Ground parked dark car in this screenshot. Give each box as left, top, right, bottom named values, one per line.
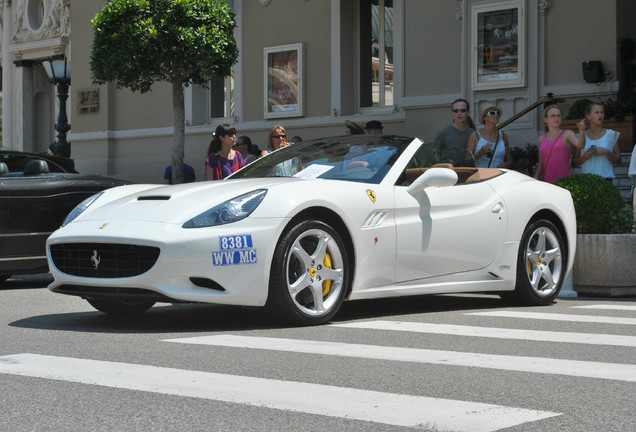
left=0, top=149, right=129, bottom=282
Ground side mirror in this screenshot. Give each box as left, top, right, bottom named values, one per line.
left=406, top=167, right=458, bottom=195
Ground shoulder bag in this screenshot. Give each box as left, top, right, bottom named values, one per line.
left=488, top=131, right=502, bottom=168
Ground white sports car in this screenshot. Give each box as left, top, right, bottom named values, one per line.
left=47, top=135, right=576, bottom=325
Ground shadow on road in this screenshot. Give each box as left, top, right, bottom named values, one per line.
left=333, top=293, right=506, bottom=322
left=1, top=273, right=54, bottom=290
left=9, top=293, right=508, bottom=334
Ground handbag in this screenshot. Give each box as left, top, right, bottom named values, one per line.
left=488, top=131, right=502, bottom=168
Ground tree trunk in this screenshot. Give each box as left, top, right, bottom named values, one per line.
left=171, top=81, right=186, bottom=184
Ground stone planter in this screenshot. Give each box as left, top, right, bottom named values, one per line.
left=573, top=233, right=636, bottom=297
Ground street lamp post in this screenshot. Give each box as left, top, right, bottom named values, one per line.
left=42, top=55, right=71, bottom=158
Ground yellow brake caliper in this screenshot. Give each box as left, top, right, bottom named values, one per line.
left=527, top=255, right=541, bottom=277
left=322, top=252, right=333, bottom=297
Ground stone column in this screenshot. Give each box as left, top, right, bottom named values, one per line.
left=13, top=59, right=33, bottom=151
left=2, top=0, right=14, bottom=148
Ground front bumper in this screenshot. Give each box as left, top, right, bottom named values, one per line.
left=46, top=217, right=287, bottom=306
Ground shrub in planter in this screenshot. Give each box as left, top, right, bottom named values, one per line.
left=566, top=98, right=594, bottom=120
left=556, top=173, right=634, bottom=234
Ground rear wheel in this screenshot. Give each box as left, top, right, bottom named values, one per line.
left=503, top=219, right=565, bottom=305
left=266, top=219, right=350, bottom=325
left=87, top=299, right=155, bottom=317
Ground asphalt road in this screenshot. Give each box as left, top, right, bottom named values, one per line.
left=1, top=274, right=635, bottom=432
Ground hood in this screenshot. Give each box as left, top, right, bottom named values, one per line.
left=74, top=178, right=301, bottom=224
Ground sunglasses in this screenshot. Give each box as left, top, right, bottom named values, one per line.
left=485, top=110, right=500, bottom=117
left=272, top=134, right=287, bottom=139
left=452, top=109, right=467, bottom=113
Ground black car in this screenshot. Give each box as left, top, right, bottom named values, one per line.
left=0, top=149, right=129, bottom=281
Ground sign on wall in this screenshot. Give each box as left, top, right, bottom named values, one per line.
left=471, top=0, right=525, bottom=90
left=264, top=43, right=303, bottom=119
left=78, top=89, right=99, bottom=114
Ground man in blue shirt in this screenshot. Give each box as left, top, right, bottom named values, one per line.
left=164, top=160, right=196, bottom=184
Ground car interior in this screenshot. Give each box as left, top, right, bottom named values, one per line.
left=0, top=159, right=51, bottom=177
left=23, top=160, right=51, bottom=175
left=405, top=163, right=504, bottom=185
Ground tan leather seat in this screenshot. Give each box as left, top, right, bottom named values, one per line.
left=431, top=163, right=454, bottom=169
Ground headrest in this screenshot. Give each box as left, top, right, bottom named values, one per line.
left=0, top=162, right=8, bottom=175
left=23, top=159, right=50, bottom=175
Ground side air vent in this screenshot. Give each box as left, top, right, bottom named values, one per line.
left=362, top=210, right=390, bottom=228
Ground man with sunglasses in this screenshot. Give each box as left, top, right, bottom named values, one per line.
left=432, top=98, right=477, bottom=165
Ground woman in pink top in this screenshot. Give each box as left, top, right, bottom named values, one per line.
left=534, top=106, right=586, bottom=183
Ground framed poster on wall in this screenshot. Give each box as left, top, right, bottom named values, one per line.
left=264, top=43, right=303, bottom=118
left=471, top=0, right=525, bottom=90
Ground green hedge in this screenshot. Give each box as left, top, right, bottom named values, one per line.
left=566, top=98, right=593, bottom=120
left=556, top=173, right=633, bottom=234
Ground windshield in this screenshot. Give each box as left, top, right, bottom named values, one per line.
left=229, top=135, right=416, bottom=184
left=406, top=141, right=476, bottom=169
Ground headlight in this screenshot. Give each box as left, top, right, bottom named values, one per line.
left=183, top=189, right=267, bottom=228
left=62, top=192, right=104, bottom=227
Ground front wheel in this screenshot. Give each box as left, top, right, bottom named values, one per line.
left=503, top=219, right=566, bottom=305
left=266, top=220, right=350, bottom=325
left=87, top=299, right=155, bottom=317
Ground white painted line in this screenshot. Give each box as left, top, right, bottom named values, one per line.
left=467, top=311, right=636, bottom=325
left=571, top=304, right=636, bottom=312
left=163, top=335, right=636, bottom=383
left=0, top=353, right=559, bottom=432
left=332, top=321, right=636, bottom=347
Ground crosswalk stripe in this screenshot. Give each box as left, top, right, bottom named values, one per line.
left=570, top=304, right=636, bottom=311
left=163, top=335, right=636, bottom=383
left=467, top=311, right=636, bottom=325
left=0, top=353, right=559, bottom=432
left=332, top=321, right=636, bottom=347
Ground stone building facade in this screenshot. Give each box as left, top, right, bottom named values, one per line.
left=1, top=0, right=634, bottom=183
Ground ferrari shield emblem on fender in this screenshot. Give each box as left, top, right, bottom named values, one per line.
left=366, top=190, right=376, bottom=203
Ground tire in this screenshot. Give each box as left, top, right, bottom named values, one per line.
left=87, top=299, right=155, bottom=317
left=266, top=219, right=350, bottom=326
left=504, top=219, right=566, bottom=305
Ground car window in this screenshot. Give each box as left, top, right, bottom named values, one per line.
left=229, top=135, right=414, bottom=185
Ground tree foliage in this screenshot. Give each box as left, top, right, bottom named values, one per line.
left=91, top=0, right=238, bottom=91
left=90, top=0, right=238, bottom=184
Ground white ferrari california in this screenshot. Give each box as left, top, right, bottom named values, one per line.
left=46, top=135, right=576, bottom=325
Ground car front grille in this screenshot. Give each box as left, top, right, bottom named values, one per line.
left=49, top=243, right=160, bottom=278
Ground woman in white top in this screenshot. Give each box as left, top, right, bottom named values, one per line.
left=572, top=102, right=621, bottom=179
left=467, top=105, right=512, bottom=168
